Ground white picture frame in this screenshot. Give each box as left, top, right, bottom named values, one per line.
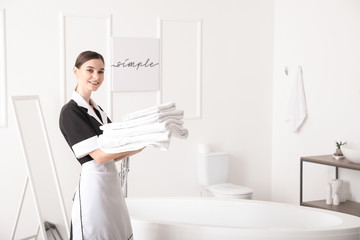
left=0, top=9, right=7, bottom=128
left=112, top=37, right=160, bottom=92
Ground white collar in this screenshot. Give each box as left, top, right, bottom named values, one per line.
left=71, top=91, right=107, bottom=125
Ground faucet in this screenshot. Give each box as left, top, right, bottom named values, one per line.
left=121, top=157, right=130, bottom=197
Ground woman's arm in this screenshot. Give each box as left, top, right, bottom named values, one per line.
left=114, top=148, right=144, bottom=162
left=89, top=148, right=144, bottom=164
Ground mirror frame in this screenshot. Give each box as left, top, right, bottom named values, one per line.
left=11, top=95, right=69, bottom=239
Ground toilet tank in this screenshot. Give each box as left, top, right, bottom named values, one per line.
left=197, top=152, right=229, bottom=186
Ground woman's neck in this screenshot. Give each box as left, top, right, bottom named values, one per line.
left=76, top=88, right=91, bottom=104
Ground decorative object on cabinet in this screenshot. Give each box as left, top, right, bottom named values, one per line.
left=341, top=146, right=360, bottom=164
left=325, top=182, right=332, bottom=205
left=331, top=179, right=344, bottom=203
left=333, top=141, right=346, bottom=159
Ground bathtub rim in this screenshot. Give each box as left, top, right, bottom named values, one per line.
left=125, top=196, right=360, bottom=233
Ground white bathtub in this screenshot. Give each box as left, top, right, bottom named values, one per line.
left=125, top=197, right=360, bottom=240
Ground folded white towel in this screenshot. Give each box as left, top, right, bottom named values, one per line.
left=102, top=119, right=184, bottom=137
left=120, top=102, right=176, bottom=121
left=104, top=124, right=188, bottom=139
left=98, top=102, right=188, bottom=154
left=168, top=125, right=188, bottom=139
left=286, top=66, right=307, bottom=132
left=100, top=141, right=170, bottom=153
left=98, top=131, right=171, bottom=148
left=100, top=110, right=184, bottom=130
left=98, top=125, right=188, bottom=153
left=129, top=109, right=184, bottom=123
left=99, top=124, right=188, bottom=147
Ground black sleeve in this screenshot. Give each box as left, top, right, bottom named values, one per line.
left=59, top=105, right=99, bottom=158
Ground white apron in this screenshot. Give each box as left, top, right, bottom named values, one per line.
left=71, top=160, right=133, bottom=240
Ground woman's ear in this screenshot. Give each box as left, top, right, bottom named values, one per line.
left=73, top=66, right=79, bottom=78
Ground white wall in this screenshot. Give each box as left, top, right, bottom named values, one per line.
left=272, top=0, right=360, bottom=204
left=0, top=0, right=274, bottom=238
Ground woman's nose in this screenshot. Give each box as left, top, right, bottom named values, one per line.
left=93, top=72, right=99, bottom=79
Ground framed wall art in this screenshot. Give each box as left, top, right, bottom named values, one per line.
left=112, top=37, right=160, bottom=92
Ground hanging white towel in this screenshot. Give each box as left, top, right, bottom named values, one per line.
left=286, top=66, right=307, bottom=132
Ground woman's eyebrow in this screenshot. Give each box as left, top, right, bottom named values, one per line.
left=85, top=66, right=105, bottom=70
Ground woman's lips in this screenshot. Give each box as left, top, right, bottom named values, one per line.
left=89, top=81, right=99, bottom=85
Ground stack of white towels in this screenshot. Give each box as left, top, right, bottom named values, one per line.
left=98, top=102, right=188, bottom=153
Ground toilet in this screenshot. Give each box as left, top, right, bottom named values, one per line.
left=197, top=152, right=253, bottom=199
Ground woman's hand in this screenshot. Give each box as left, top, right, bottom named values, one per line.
left=90, top=147, right=145, bottom=164
left=114, top=147, right=146, bottom=162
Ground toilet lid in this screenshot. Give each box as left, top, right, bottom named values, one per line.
left=209, top=183, right=253, bottom=196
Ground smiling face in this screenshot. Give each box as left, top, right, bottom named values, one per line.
left=74, top=58, right=105, bottom=94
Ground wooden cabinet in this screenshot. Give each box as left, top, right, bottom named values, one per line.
left=300, top=155, right=360, bottom=217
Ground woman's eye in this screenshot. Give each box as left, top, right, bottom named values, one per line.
left=87, top=69, right=93, bottom=73
left=99, top=71, right=104, bottom=74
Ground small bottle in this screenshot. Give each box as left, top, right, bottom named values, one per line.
left=333, top=193, right=340, bottom=206
left=326, top=183, right=332, bottom=205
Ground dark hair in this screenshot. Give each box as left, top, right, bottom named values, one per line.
left=74, top=51, right=104, bottom=68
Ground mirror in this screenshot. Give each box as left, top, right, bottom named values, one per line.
left=12, top=96, right=69, bottom=239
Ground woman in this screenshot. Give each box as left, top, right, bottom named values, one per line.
left=59, top=51, right=141, bottom=240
